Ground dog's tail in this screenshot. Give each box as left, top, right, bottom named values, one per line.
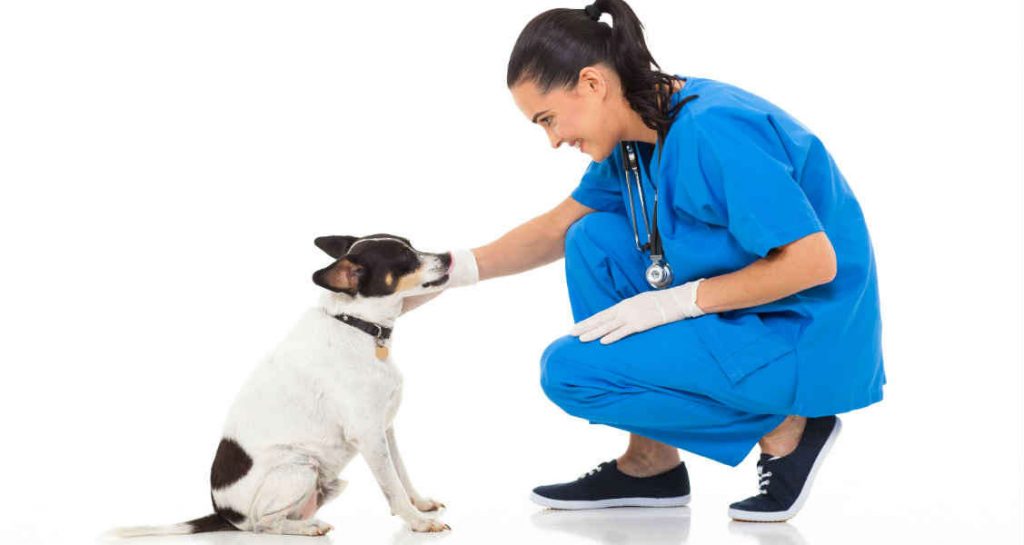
left=105, top=513, right=239, bottom=538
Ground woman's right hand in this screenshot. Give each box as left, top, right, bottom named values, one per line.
left=400, top=248, right=479, bottom=315
left=445, top=248, right=480, bottom=288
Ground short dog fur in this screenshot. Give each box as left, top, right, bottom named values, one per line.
left=109, top=234, right=454, bottom=536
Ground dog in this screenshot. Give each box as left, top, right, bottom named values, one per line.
left=109, top=234, right=454, bottom=536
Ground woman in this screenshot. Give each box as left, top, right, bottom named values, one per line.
left=410, top=0, right=885, bottom=522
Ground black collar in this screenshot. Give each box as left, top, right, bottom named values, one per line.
left=332, top=313, right=392, bottom=345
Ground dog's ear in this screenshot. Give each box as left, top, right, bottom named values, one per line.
left=314, top=235, right=358, bottom=258
left=312, top=258, right=365, bottom=294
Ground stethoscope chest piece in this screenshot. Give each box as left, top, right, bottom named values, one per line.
left=645, top=256, right=673, bottom=289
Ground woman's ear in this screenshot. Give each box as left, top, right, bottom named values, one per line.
left=314, top=235, right=358, bottom=258
left=577, top=65, right=608, bottom=96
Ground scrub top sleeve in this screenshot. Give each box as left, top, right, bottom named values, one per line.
left=695, top=108, right=824, bottom=258
left=570, top=149, right=626, bottom=213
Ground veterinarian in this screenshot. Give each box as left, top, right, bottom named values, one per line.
left=408, top=0, right=885, bottom=521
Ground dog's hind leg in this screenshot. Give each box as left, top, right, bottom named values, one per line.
left=261, top=517, right=333, bottom=536
left=317, top=476, right=348, bottom=508
left=248, top=463, right=333, bottom=536
left=316, top=446, right=356, bottom=508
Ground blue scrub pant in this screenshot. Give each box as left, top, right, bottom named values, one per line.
left=540, top=212, right=797, bottom=467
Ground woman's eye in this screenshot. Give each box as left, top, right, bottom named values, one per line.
left=543, top=117, right=554, bottom=126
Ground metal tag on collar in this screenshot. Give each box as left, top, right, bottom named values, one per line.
left=374, top=328, right=389, bottom=361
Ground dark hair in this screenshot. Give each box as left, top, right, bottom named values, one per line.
left=506, top=0, right=691, bottom=151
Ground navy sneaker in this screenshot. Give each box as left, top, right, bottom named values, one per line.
left=728, top=416, right=842, bottom=522
left=531, top=459, right=691, bottom=509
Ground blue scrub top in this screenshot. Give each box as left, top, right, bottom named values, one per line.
left=570, top=75, right=885, bottom=416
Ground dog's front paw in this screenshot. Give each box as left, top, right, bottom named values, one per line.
left=410, top=518, right=450, bottom=533
left=413, top=497, right=446, bottom=512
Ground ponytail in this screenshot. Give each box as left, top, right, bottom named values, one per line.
left=507, top=0, right=692, bottom=151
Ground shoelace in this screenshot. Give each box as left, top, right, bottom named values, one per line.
left=756, top=463, right=773, bottom=495
left=578, top=464, right=604, bottom=480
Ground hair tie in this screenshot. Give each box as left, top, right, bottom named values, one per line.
left=584, top=3, right=602, bottom=21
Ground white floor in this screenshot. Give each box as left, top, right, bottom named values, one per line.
left=17, top=498, right=1024, bottom=545
left=6, top=442, right=1020, bottom=545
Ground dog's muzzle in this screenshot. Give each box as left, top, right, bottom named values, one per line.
left=421, top=274, right=449, bottom=288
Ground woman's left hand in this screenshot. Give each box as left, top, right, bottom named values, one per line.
left=570, top=278, right=706, bottom=344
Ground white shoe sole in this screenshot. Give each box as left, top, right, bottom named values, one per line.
left=728, top=417, right=843, bottom=523
left=531, top=492, right=691, bottom=510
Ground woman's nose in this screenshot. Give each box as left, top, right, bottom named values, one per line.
left=547, top=130, right=562, bottom=149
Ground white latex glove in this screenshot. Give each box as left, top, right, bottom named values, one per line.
left=570, top=278, right=706, bottom=344
left=446, top=248, right=480, bottom=288
left=401, top=248, right=479, bottom=315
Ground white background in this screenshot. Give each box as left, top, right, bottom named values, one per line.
left=1, top=1, right=1021, bottom=544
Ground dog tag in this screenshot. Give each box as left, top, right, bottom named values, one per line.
left=375, top=345, right=389, bottom=360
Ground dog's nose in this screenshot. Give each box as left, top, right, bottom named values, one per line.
left=440, top=252, right=453, bottom=271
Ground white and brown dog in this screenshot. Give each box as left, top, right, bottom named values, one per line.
left=110, top=234, right=459, bottom=537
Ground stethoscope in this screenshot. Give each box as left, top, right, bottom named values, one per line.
left=621, top=141, right=673, bottom=290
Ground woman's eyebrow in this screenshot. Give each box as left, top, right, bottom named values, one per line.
left=532, top=110, right=551, bottom=123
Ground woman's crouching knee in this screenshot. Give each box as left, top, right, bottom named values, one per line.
left=539, top=335, right=591, bottom=413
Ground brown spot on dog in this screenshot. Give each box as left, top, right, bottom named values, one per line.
left=211, top=437, right=252, bottom=490
left=395, top=270, right=423, bottom=293
left=385, top=272, right=393, bottom=286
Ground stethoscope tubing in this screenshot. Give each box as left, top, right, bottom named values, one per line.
left=621, top=141, right=672, bottom=289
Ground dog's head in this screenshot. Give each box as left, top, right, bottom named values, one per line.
left=312, top=234, right=452, bottom=299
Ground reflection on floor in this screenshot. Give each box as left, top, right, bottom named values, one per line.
left=531, top=507, right=691, bottom=545
left=528, top=507, right=809, bottom=545
left=94, top=507, right=811, bottom=545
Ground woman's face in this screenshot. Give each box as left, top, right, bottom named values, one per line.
left=510, top=65, right=621, bottom=162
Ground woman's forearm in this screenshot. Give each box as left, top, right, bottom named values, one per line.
left=472, top=213, right=565, bottom=281
left=695, top=231, right=837, bottom=314
left=471, top=197, right=592, bottom=282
